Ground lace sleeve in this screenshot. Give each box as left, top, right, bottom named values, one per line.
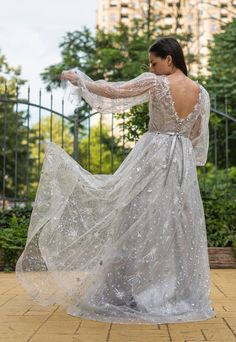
left=189, top=90, right=211, bottom=166
left=61, top=70, right=159, bottom=114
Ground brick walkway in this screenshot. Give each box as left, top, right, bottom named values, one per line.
left=0, top=270, right=235, bottom=342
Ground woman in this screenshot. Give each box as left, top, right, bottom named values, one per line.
left=15, top=37, right=216, bottom=324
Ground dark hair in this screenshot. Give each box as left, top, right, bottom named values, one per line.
left=149, top=37, right=188, bottom=76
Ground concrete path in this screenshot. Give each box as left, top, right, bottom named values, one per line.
left=0, top=270, right=235, bottom=342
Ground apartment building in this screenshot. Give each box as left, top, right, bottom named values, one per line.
left=94, top=0, right=235, bottom=144
left=96, top=0, right=236, bottom=75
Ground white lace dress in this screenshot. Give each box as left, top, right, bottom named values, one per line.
left=15, top=71, right=216, bottom=324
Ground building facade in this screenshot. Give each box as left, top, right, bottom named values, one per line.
left=96, top=0, right=236, bottom=75
left=95, top=0, right=235, bottom=142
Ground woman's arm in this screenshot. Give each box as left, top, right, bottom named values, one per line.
left=61, top=70, right=157, bottom=99
left=189, top=91, right=211, bottom=166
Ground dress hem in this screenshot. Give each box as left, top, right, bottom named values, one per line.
left=65, top=306, right=217, bottom=325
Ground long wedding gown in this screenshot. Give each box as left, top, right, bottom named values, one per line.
left=15, top=71, right=216, bottom=324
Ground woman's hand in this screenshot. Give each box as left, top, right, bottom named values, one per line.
left=59, top=71, right=80, bottom=86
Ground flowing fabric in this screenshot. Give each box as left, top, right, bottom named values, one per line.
left=15, top=70, right=216, bottom=324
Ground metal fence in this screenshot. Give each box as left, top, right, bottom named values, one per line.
left=0, top=84, right=235, bottom=210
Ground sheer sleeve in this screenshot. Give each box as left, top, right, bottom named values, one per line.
left=61, top=70, right=159, bottom=114
left=189, top=89, right=211, bottom=166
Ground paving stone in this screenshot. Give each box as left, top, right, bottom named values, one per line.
left=0, top=270, right=235, bottom=342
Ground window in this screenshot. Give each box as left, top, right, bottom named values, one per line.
left=110, top=14, right=116, bottom=22
left=110, top=0, right=117, bottom=7
left=211, top=23, right=217, bottom=33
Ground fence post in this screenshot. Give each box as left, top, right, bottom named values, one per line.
left=73, top=108, right=79, bottom=161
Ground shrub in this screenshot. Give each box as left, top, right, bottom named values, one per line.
left=0, top=166, right=235, bottom=271
left=0, top=206, right=31, bottom=271
left=202, top=187, right=236, bottom=253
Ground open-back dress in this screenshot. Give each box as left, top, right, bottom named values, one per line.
left=15, top=70, right=216, bottom=324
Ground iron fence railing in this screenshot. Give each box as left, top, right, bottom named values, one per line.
left=0, top=85, right=235, bottom=210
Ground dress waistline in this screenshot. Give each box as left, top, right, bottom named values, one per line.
left=153, top=131, right=185, bottom=188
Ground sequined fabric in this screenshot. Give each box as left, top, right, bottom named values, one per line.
left=15, top=71, right=216, bottom=324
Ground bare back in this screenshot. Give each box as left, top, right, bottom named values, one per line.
left=166, top=75, right=201, bottom=120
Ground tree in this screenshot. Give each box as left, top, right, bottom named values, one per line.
left=0, top=51, right=34, bottom=203
left=77, top=123, right=129, bottom=174
left=28, top=115, right=74, bottom=195
left=203, top=18, right=236, bottom=167
left=40, top=18, right=197, bottom=141
left=205, top=18, right=236, bottom=114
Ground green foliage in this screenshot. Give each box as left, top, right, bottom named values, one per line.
left=202, top=19, right=236, bottom=166
left=0, top=51, right=34, bottom=199
left=0, top=206, right=32, bottom=229
left=198, top=165, right=236, bottom=254
left=40, top=28, right=96, bottom=91
left=205, top=18, right=236, bottom=113
left=0, top=206, right=32, bottom=272
left=77, top=122, right=130, bottom=174
left=1, top=16, right=236, bottom=270
left=0, top=49, right=26, bottom=91
left=202, top=187, right=236, bottom=251
left=40, top=18, right=236, bottom=168
left=0, top=166, right=236, bottom=271
left=40, top=21, right=197, bottom=138
left=198, top=164, right=236, bottom=190
left=116, top=103, right=149, bottom=141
